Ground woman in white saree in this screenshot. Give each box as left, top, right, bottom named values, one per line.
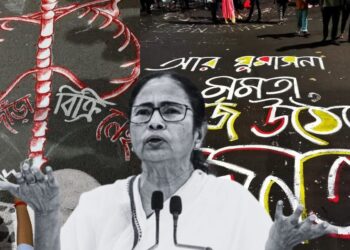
left=1, top=72, right=335, bottom=250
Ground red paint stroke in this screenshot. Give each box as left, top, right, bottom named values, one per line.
left=0, top=94, right=34, bottom=134
left=259, top=56, right=271, bottom=63
left=329, top=234, right=350, bottom=239
left=0, top=0, right=140, bottom=168
left=328, top=156, right=350, bottom=203
left=96, top=108, right=131, bottom=161
left=251, top=107, right=286, bottom=135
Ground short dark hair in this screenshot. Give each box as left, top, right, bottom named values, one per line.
left=128, top=71, right=208, bottom=172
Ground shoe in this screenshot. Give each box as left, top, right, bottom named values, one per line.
left=295, top=30, right=301, bottom=36
left=302, top=31, right=310, bottom=37
left=330, top=39, right=340, bottom=45
left=231, top=17, right=236, bottom=24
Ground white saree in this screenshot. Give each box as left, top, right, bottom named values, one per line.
left=61, top=170, right=272, bottom=250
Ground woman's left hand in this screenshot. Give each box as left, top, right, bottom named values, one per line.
left=266, top=200, right=337, bottom=250
left=0, top=159, right=60, bottom=214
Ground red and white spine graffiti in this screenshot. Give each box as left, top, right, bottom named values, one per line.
left=0, top=0, right=140, bottom=169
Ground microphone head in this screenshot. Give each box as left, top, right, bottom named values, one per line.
left=170, top=195, right=182, bottom=215
left=151, top=191, right=164, bottom=210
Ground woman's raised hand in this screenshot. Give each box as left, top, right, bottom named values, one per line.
left=0, top=159, right=60, bottom=214
left=266, top=200, right=337, bottom=250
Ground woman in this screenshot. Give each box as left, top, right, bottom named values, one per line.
left=0, top=72, right=334, bottom=250
left=223, top=0, right=236, bottom=24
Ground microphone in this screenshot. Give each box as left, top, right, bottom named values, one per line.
left=170, top=196, right=212, bottom=250
left=147, top=191, right=164, bottom=250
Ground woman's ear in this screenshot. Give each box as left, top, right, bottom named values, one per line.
left=194, top=122, right=208, bottom=148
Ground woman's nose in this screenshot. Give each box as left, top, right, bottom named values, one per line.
left=148, top=110, right=166, bottom=130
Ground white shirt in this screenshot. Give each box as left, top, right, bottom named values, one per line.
left=61, top=170, right=272, bottom=250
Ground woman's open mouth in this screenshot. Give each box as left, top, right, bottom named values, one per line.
left=145, top=136, right=165, bottom=147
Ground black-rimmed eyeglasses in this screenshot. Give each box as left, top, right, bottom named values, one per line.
left=130, top=103, right=192, bottom=124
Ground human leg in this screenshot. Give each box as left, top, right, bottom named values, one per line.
left=331, top=7, right=341, bottom=40
left=322, top=7, right=332, bottom=40
left=277, top=4, right=283, bottom=21
left=211, top=0, right=219, bottom=22
left=247, top=0, right=256, bottom=21
left=256, top=0, right=261, bottom=20
left=296, top=9, right=302, bottom=34
left=340, top=7, right=349, bottom=35
left=231, top=0, right=236, bottom=24
left=282, top=2, right=288, bottom=19
left=301, top=8, right=310, bottom=35
left=140, top=0, right=146, bottom=11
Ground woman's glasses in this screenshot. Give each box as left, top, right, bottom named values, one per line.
left=130, top=103, right=192, bottom=124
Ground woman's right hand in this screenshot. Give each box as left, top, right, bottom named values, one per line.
left=0, top=159, right=60, bottom=214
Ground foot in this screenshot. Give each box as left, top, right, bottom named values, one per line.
left=302, top=31, right=310, bottom=37
left=330, top=39, right=340, bottom=45
left=231, top=17, right=236, bottom=24
left=225, top=19, right=229, bottom=24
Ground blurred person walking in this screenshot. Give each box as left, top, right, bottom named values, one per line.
left=275, top=0, right=289, bottom=23
left=234, top=0, right=244, bottom=19
left=296, top=0, right=310, bottom=36
left=140, top=0, right=152, bottom=14
left=320, top=0, right=343, bottom=42
left=223, top=0, right=236, bottom=23
left=246, top=0, right=262, bottom=22
left=340, top=0, right=350, bottom=41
